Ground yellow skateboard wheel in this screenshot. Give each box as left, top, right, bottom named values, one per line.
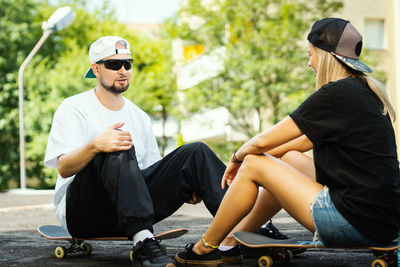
left=82, top=242, right=92, bottom=255
left=55, top=246, right=65, bottom=259
left=371, top=258, right=387, bottom=267
left=258, top=255, right=273, bottom=267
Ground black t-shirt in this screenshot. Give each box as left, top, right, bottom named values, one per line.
left=290, top=76, right=400, bottom=244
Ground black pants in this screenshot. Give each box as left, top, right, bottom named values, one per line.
left=66, top=142, right=227, bottom=238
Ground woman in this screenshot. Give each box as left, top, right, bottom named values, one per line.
left=175, top=18, right=400, bottom=266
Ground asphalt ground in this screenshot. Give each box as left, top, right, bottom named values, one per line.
left=0, top=189, right=391, bottom=266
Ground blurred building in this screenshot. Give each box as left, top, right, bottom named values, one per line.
left=336, top=0, right=400, bottom=149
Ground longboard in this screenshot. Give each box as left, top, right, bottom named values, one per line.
left=233, top=231, right=398, bottom=267
left=38, top=224, right=188, bottom=259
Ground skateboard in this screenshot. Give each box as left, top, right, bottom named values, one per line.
left=233, top=231, right=398, bottom=267
left=38, top=224, right=188, bottom=260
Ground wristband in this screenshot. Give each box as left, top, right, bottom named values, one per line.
left=231, top=152, right=243, bottom=163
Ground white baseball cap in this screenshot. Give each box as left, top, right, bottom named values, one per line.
left=84, top=36, right=131, bottom=78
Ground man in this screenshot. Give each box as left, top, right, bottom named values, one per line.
left=44, top=36, right=286, bottom=267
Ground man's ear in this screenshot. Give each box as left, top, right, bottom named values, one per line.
left=91, top=63, right=100, bottom=77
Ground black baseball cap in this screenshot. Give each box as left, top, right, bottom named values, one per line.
left=307, top=18, right=372, bottom=73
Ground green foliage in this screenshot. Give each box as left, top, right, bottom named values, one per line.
left=0, top=0, right=42, bottom=189
left=171, top=0, right=343, bottom=141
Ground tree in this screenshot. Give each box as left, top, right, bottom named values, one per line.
left=170, top=0, right=343, bottom=140
left=0, top=0, right=45, bottom=189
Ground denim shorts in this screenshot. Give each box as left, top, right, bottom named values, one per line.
left=311, top=186, right=377, bottom=247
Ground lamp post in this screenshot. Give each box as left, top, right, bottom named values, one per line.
left=18, top=7, right=75, bottom=189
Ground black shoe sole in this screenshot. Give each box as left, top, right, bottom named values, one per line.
left=132, top=260, right=176, bottom=267
left=222, top=255, right=242, bottom=264
left=175, top=254, right=223, bottom=267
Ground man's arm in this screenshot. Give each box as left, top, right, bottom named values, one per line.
left=57, top=122, right=133, bottom=178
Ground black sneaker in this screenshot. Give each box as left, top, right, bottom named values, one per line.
left=242, top=220, right=306, bottom=256
left=220, top=245, right=242, bottom=264
left=256, top=220, right=288, bottom=240
left=131, top=238, right=175, bottom=267
left=259, top=221, right=306, bottom=255
left=175, top=243, right=223, bottom=266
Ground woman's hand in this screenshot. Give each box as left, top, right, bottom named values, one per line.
left=221, top=161, right=242, bottom=190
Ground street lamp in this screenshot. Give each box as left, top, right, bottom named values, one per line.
left=18, top=7, right=75, bottom=189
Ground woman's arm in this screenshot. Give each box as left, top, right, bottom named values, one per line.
left=266, top=135, right=312, bottom=158
left=235, top=116, right=304, bottom=161
left=221, top=116, right=305, bottom=189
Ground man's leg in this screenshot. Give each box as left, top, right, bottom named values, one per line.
left=65, top=148, right=177, bottom=266
left=142, top=142, right=227, bottom=223
left=66, top=148, right=154, bottom=238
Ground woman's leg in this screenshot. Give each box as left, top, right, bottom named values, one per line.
left=281, top=150, right=316, bottom=179
left=193, top=153, right=322, bottom=254
left=221, top=151, right=316, bottom=245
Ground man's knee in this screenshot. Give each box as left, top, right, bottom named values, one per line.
left=91, top=148, right=137, bottom=173
left=180, top=142, right=211, bottom=154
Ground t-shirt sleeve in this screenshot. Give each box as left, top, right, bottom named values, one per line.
left=141, top=118, right=161, bottom=168
left=44, top=101, right=86, bottom=168
left=290, top=86, right=343, bottom=146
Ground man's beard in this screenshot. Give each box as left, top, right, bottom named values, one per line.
left=99, top=78, right=129, bottom=95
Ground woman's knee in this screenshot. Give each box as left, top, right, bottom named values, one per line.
left=240, top=154, right=269, bottom=178
left=280, top=150, right=315, bottom=179
left=280, top=150, right=303, bottom=164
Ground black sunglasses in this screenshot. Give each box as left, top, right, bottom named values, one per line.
left=96, top=58, right=134, bottom=71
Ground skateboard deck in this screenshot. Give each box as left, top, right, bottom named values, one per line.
left=233, top=231, right=398, bottom=267
left=38, top=224, right=188, bottom=259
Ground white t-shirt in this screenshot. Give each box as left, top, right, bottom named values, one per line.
left=44, top=89, right=161, bottom=229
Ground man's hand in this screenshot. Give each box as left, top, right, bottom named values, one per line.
left=57, top=122, right=133, bottom=178
left=186, top=192, right=202, bottom=205
left=92, top=122, right=133, bottom=153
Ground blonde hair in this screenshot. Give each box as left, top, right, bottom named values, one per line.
left=314, top=46, right=396, bottom=121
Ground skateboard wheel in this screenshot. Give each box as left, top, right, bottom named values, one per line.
left=130, top=250, right=133, bottom=262
left=284, top=249, right=293, bottom=263
left=258, top=255, right=273, bottom=267
left=371, top=259, right=387, bottom=267
left=160, top=244, right=167, bottom=254
left=82, top=242, right=92, bottom=255
left=55, top=246, right=66, bottom=259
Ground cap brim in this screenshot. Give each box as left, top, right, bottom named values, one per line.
left=84, top=67, right=96, bottom=78
left=332, top=53, right=373, bottom=73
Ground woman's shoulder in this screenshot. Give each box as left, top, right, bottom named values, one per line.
left=323, top=76, right=366, bottom=90
left=319, top=77, right=369, bottom=99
